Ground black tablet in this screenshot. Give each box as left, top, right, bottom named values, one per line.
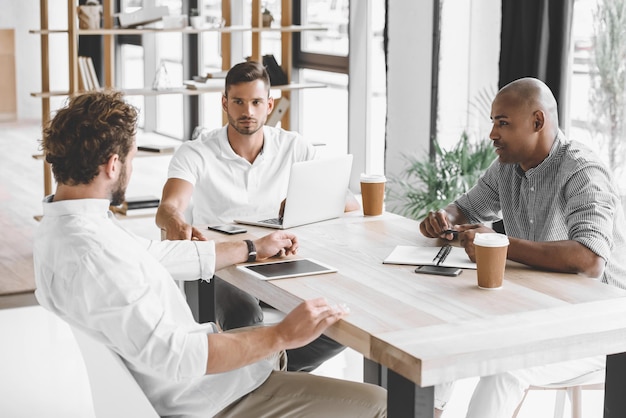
left=237, top=258, right=337, bottom=280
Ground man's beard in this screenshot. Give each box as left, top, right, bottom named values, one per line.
left=110, top=163, right=128, bottom=207
left=228, top=113, right=264, bottom=136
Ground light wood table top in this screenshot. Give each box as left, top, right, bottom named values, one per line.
left=210, top=211, right=626, bottom=388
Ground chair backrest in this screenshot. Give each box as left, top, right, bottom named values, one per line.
left=70, top=325, right=160, bottom=418
left=536, top=369, right=605, bottom=388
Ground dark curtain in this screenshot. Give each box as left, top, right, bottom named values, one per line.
left=499, top=0, right=574, bottom=127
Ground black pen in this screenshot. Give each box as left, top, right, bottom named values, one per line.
left=432, top=244, right=452, bottom=266
left=441, top=229, right=459, bottom=237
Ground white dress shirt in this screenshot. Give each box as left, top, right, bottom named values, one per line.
left=34, top=197, right=275, bottom=417
left=168, top=125, right=316, bottom=224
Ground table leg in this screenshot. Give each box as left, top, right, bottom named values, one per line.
left=364, top=357, right=388, bottom=387
left=364, top=358, right=434, bottom=418
left=388, top=369, right=434, bottom=418
left=604, top=352, right=626, bottom=417
left=184, top=278, right=216, bottom=324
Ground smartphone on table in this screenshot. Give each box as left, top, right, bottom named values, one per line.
left=207, top=224, right=247, bottom=235
left=415, top=265, right=462, bottom=277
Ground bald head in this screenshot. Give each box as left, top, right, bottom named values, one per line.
left=497, top=77, right=559, bottom=135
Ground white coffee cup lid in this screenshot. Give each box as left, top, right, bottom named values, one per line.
left=474, top=232, right=509, bottom=247
left=360, top=173, right=386, bottom=183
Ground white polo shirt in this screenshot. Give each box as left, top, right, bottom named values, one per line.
left=168, top=125, right=317, bottom=224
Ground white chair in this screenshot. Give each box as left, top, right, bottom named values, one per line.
left=70, top=325, right=160, bottom=418
left=512, top=369, right=605, bottom=418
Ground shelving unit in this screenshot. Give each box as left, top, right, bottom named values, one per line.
left=31, top=0, right=326, bottom=197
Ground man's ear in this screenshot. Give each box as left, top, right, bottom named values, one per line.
left=221, top=94, right=228, bottom=113
left=533, top=111, right=545, bottom=131
left=267, top=96, right=275, bottom=114
left=103, top=154, right=120, bottom=179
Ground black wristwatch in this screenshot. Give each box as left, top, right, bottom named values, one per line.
left=244, top=239, right=257, bottom=263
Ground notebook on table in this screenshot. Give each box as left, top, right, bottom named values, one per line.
left=383, top=245, right=477, bottom=269
left=234, top=154, right=353, bottom=229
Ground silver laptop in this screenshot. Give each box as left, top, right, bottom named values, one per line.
left=234, top=155, right=353, bottom=229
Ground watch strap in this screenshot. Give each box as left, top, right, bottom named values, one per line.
left=244, top=239, right=257, bottom=263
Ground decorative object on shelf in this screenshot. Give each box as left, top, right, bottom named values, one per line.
left=117, top=6, right=169, bottom=28
left=152, top=61, right=171, bottom=90
left=266, top=97, right=290, bottom=126
left=206, top=16, right=226, bottom=28
left=78, top=0, right=102, bottom=29
left=189, top=8, right=204, bottom=29
left=162, top=14, right=188, bottom=29
left=261, top=54, right=288, bottom=85
left=262, top=8, right=274, bottom=27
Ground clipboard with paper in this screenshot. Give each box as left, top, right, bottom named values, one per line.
left=383, top=245, right=477, bottom=269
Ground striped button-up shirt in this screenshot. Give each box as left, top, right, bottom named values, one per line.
left=455, top=131, right=626, bottom=288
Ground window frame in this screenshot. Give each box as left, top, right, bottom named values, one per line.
left=292, top=1, right=349, bottom=74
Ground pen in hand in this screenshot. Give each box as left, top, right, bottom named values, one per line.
left=441, top=229, right=459, bottom=238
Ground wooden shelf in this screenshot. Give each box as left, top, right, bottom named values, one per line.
left=29, top=24, right=325, bottom=36
left=31, top=82, right=326, bottom=98
left=32, top=0, right=316, bottom=198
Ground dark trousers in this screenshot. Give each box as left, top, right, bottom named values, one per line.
left=214, top=278, right=346, bottom=372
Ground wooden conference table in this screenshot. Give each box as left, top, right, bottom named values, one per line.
left=200, top=211, right=626, bottom=418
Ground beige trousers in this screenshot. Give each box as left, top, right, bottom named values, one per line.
left=215, top=352, right=387, bottom=418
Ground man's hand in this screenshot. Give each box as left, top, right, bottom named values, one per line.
left=254, top=231, right=299, bottom=260
left=420, top=209, right=456, bottom=240
left=274, top=298, right=349, bottom=350
left=205, top=298, right=348, bottom=374
left=164, top=218, right=207, bottom=241
left=457, top=224, right=493, bottom=261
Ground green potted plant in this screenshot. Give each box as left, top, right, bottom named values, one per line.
left=388, top=132, right=495, bottom=220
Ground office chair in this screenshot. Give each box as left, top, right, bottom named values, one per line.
left=70, top=325, right=160, bottom=418
left=512, top=369, right=605, bottom=418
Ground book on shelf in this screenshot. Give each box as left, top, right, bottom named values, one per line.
left=137, top=144, right=176, bottom=153
left=84, top=56, right=100, bottom=89
left=192, top=70, right=228, bottom=83
left=78, top=56, right=100, bottom=91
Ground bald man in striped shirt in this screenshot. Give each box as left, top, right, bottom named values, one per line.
left=420, top=77, right=626, bottom=417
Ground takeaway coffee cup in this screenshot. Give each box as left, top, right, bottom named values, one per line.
left=360, top=174, right=386, bottom=216
left=474, top=233, right=509, bottom=289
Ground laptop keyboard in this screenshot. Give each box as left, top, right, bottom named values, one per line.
left=260, top=217, right=283, bottom=225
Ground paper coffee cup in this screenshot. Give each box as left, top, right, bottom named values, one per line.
left=360, top=174, right=386, bottom=216
left=474, top=233, right=509, bottom=289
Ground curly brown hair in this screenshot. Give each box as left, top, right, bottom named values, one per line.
left=42, top=91, right=138, bottom=185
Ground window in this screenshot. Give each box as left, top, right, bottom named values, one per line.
left=437, top=0, right=500, bottom=150
left=293, top=0, right=386, bottom=175
left=569, top=0, right=626, bottom=195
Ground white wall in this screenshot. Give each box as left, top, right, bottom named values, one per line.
left=0, top=0, right=40, bottom=120
left=1, top=0, right=70, bottom=121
